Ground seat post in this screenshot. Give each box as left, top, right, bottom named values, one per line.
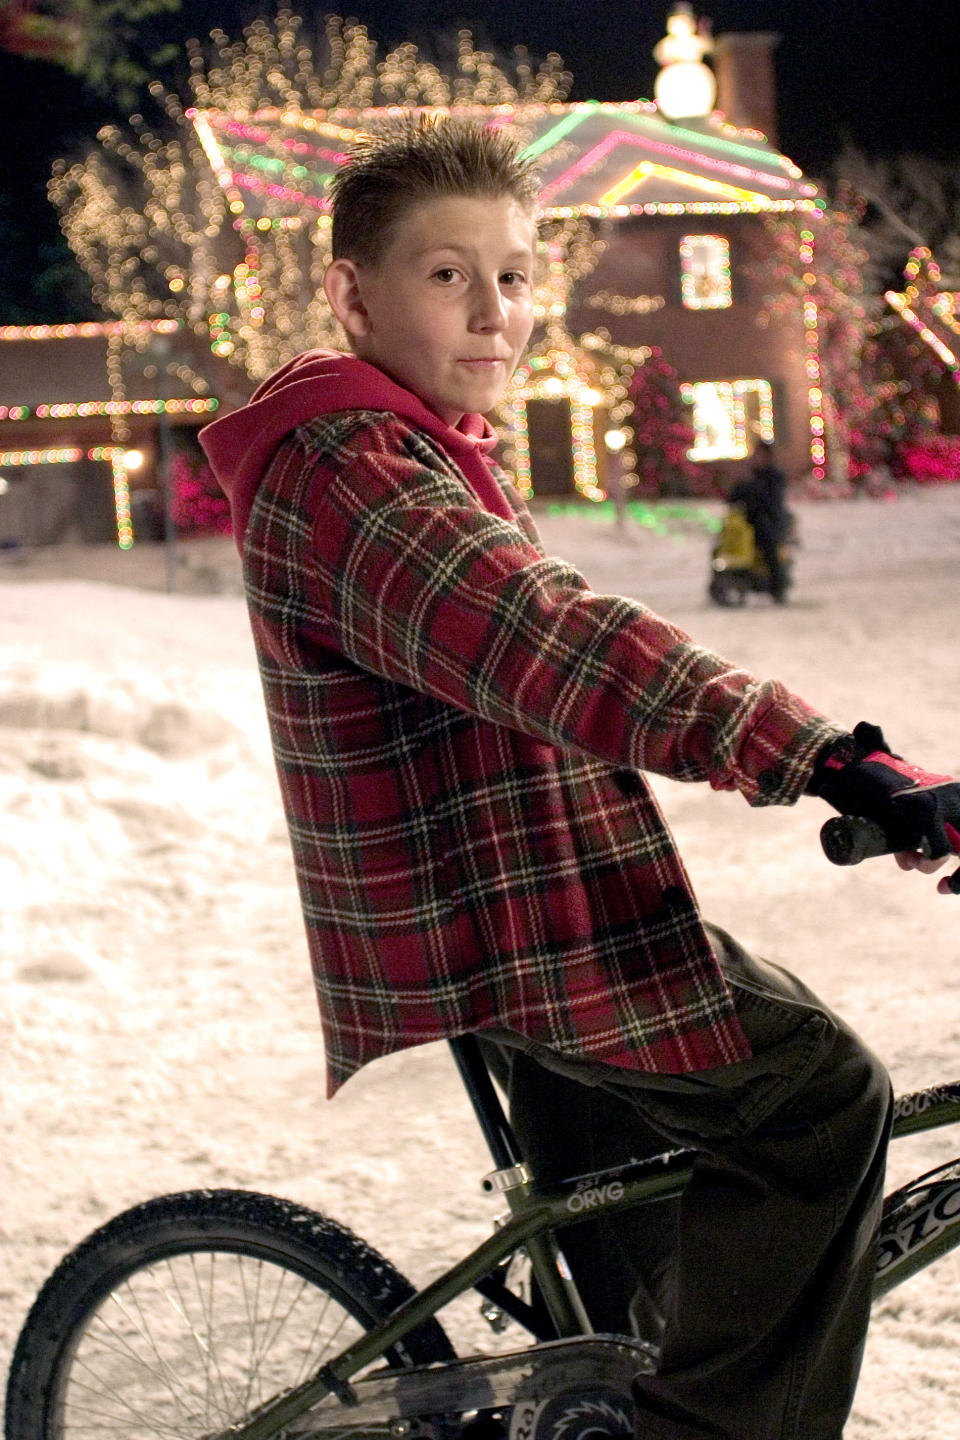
left=448, top=1034, right=594, bottom=1338
left=447, top=1034, right=523, bottom=1171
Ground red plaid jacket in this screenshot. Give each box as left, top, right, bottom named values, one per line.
left=202, top=353, right=842, bottom=1095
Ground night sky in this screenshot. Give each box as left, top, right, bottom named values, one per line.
left=2, top=0, right=959, bottom=319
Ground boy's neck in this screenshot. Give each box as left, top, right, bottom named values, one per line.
left=353, top=350, right=468, bottom=431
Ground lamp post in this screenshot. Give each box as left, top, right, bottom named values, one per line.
left=145, top=334, right=177, bottom=593
left=604, top=427, right=629, bottom=527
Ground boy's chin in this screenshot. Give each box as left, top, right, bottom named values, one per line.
left=426, top=386, right=507, bottom=424
left=457, top=380, right=513, bottom=415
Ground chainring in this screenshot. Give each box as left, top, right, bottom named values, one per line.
left=508, top=1384, right=634, bottom=1440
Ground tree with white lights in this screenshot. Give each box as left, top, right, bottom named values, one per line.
left=50, top=12, right=572, bottom=382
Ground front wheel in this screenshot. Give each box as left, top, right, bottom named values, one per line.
left=708, top=571, right=748, bottom=607
left=5, top=1189, right=455, bottom=1440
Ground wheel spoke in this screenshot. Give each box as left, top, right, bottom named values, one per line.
left=6, top=1191, right=453, bottom=1440
left=49, top=1252, right=364, bottom=1437
left=65, top=1299, right=212, bottom=1433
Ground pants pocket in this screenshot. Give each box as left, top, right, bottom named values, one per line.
left=613, top=985, right=837, bottom=1143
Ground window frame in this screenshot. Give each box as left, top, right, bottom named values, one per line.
left=680, top=378, right=774, bottom=461
left=679, top=233, right=733, bottom=311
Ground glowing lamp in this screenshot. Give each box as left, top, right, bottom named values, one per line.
left=604, top=428, right=628, bottom=453
left=122, top=449, right=145, bottom=470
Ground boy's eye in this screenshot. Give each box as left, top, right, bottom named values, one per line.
left=432, top=267, right=460, bottom=283
left=500, top=271, right=529, bottom=288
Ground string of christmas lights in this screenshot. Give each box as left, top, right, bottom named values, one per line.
left=540, top=128, right=801, bottom=210
left=0, top=320, right=180, bottom=342
left=545, top=199, right=818, bottom=221
left=586, top=291, right=666, bottom=315
left=0, top=447, right=86, bottom=465
left=885, top=292, right=959, bottom=375
left=799, top=227, right=827, bottom=479
left=885, top=248, right=960, bottom=378
left=0, top=444, right=143, bottom=548
left=0, top=398, right=219, bottom=421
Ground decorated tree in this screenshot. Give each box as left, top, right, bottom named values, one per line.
left=849, top=317, right=942, bottom=480
left=626, top=346, right=705, bottom=498
left=896, top=434, right=960, bottom=484
left=746, top=189, right=879, bottom=486
left=169, top=448, right=232, bottom=536
left=832, top=144, right=960, bottom=293
left=49, top=12, right=571, bottom=382
left=853, top=247, right=956, bottom=480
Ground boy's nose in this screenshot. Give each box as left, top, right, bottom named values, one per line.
left=470, top=280, right=508, bottom=331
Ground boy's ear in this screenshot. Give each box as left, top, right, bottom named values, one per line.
left=323, top=259, right=371, bottom=340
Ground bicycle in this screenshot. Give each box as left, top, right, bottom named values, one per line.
left=7, top=818, right=960, bottom=1440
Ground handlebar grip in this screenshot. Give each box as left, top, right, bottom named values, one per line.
left=820, top=815, right=894, bottom=866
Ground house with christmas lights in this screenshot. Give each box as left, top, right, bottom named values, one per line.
left=175, top=15, right=828, bottom=505
left=0, top=319, right=243, bottom=545
left=2, top=5, right=958, bottom=548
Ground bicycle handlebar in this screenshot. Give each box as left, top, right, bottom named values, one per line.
left=820, top=815, right=893, bottom=866
left=820, top=815, right=960, bottom=894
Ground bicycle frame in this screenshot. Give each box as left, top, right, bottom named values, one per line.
left=874, top=1079, right=960, bottom=1296
left=209, top=1047, right=960, bottom=1440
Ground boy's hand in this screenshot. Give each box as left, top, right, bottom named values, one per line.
left=810, top=722, right=960, bottom=894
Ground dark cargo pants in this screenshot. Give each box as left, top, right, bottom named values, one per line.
left=481, top=925, right=893, bottom=1440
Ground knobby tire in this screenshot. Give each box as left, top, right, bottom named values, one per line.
left=4, top=1188, right=455, bottom=1440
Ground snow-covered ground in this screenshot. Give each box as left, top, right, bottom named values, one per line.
left=3, top=486, right=960, bottom=1437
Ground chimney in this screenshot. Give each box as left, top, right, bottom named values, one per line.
left=712, top=31, right=780, bottom=147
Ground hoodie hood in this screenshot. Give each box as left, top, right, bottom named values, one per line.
left=199, top=349, right=513, bottom=549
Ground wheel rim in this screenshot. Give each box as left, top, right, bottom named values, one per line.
left=49, top=1248, right=373, bottom=1438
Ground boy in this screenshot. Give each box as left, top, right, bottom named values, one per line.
left=200, top=117, right=960, bottom=1439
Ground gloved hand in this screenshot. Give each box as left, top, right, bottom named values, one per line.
left=810, top=722, right=960, bottom=891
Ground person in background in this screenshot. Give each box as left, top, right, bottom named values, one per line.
left=731, top=437, right=791, bottom=602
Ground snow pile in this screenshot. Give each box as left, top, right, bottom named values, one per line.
left=3, top=487, right=960, bottom=1438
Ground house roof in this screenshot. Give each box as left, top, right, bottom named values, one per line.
left=188, top=98, right=821, bottom=224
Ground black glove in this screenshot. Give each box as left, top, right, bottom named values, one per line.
left=809, top=721, right=960, bottom=860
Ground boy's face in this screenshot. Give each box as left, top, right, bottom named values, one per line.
left=326, top=194, right=536, bottom=425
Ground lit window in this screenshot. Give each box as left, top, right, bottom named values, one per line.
left=680, top=234, right=732, bottom=310
left=680, top=379, right=774, bottom=461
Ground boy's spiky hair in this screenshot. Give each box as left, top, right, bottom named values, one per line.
left=328, top=114, right=540, bottom=267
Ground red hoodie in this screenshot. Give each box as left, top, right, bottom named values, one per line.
left=199, top=348, right=516, bottom=542
left=193, top=343, right=841, bottom=1095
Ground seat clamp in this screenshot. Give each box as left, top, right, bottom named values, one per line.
left=481, top=1162, right=532, bottom=1194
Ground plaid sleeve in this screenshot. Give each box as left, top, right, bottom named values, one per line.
left=304, top=415, right=844, bottom=806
